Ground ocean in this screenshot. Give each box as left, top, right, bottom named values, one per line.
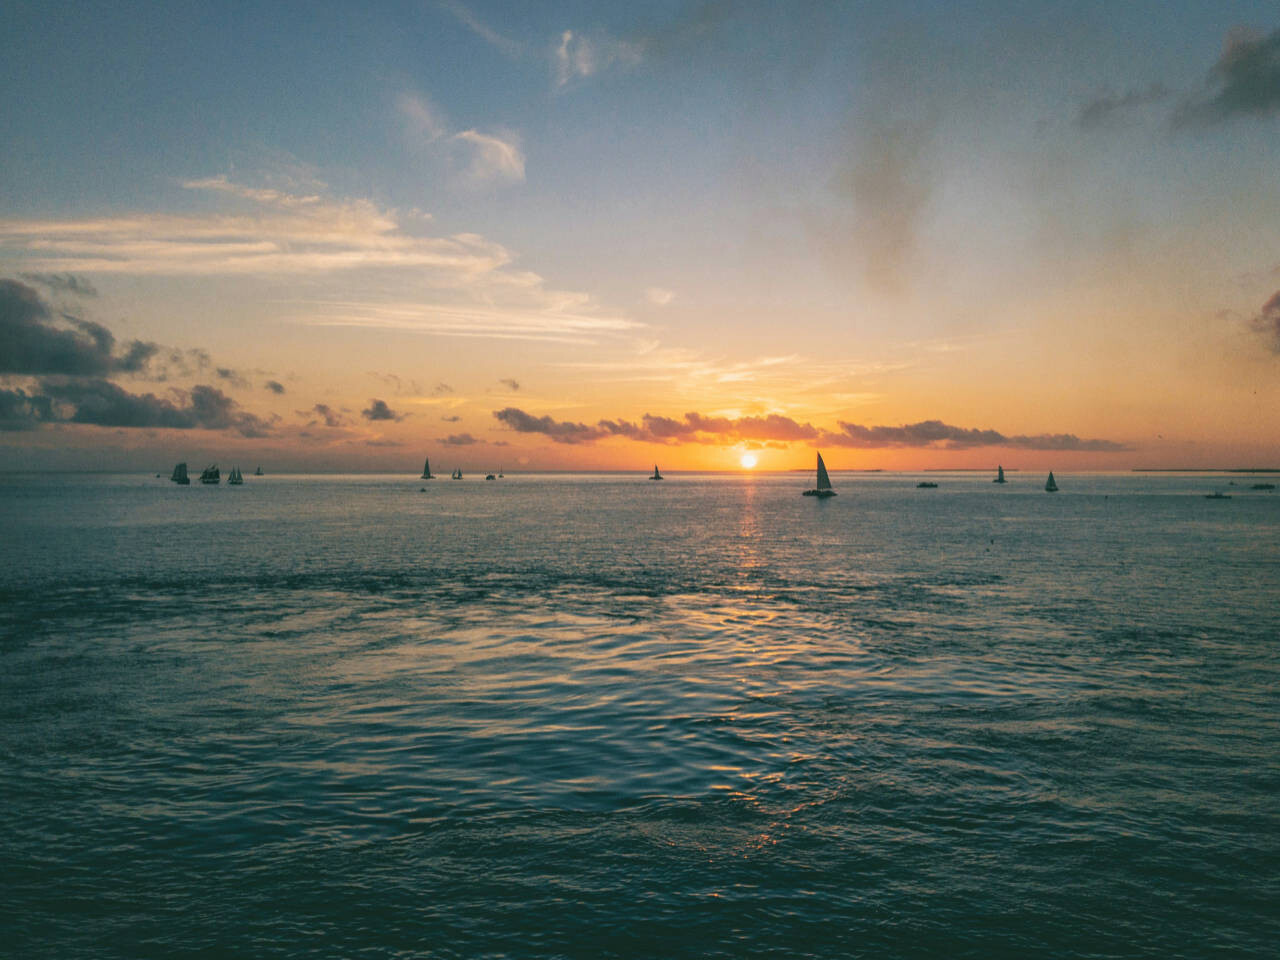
left=1, top=471, right=1277, bottom=958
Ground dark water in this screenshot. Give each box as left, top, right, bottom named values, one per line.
left=1, top=471, right=1277, bottom=958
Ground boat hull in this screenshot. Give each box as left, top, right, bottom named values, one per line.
left=802, top=489, right=836, bottom=497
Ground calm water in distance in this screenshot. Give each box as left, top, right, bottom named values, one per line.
left=1, top=471, right=1277, bottom=958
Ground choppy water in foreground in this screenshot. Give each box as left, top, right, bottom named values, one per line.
left=1, top=471, right=1277, bottom=958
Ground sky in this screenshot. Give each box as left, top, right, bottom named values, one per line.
left=2, top=0, right=1279, bottom=472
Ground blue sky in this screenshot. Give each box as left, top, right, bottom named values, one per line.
left=2, top=1, right=1279, bottom=469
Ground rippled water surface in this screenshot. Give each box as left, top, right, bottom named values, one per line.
left=2, top=471, right=1277, bottom=958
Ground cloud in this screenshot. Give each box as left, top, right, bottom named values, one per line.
left=0, top=278, right=159, bottom=377
left=2, top=179, right=633, bottom=344
left=18, top=272, right=98, bottom=297
left=1251, top=289, right=1280, bottom=351
left=215, top=367, right=248, bottom=388
left=441, top=414, right=462, bottom=422
left=264, top=379, right=285, bottom=394
left=441, top=432, right=479, bottom=445
left=555, top=29, right=643, bottom=87
left=433, top=382, right=454, bottom=395
left=493, top=406, right=820, bottom=446
left=310, top=403, right=346, bottom=427
left=438, top=1, right=525, bottom=58
left=452, top=129, right=525, bottom=185
left=499, top=378, right=520, bottom=391
left=16, top=379, right=276, bottom=436
left=645, top=287, right=675, bottom=307
left=493, top=407, right=604, bottom=444
left=398, top=93, right=525, bottom=185
left=1076, top=83, right=1171, bottom=129
left=1177, top=27, right=1280, bottom=125
left=0, top=387, right=54, bottom=431
left=362, top=398, right=403, bottom=422
left=820, top=419, right=1131, bottom=451
left=492, top=406, right=1129, bottom=451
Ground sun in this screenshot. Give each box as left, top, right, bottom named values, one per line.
left=740, top=453, right=758, bottom=469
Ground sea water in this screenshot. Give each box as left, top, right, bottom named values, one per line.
left=1, top=472, right=1277, bottom=958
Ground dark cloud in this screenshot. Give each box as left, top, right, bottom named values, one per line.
left=441, top=432, right=480, bottom=445
left=264, top=380, right=286, bottom=394
left=494, top=407, right=820, bottom=445
left=0, top=388, right=54, bottom=431
left=1076, top=83, right=1170, bottom=129
left=493, top=406, right=1129, bottom=452
left=433, top=382, right=455, bottom=395
left=499, top=378, right=520, bottom=391
left=18, top=273, right=99, bottom=297
left=493, top=407, right=604, bottom=444
left=821, top=419, right=1130, bottom=452
left=215, top=367, right=249, bottom=388
left=362, top=398, right=403, bottom=422
left=309, top=403, right=345, bottom=427
left=441, top=414, right=462, bottom=422
left=1251, top=289, right=1280, bottom=351
left=0, top=278, right=165, bottom=379
left=369, top=372, right=422, bottom=395
left=1177, top=27, right=1280, bottom=125
left=24, top=379, right=275, bottom=436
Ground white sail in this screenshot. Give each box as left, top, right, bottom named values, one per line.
left=816, top=453, right=832, bottom=491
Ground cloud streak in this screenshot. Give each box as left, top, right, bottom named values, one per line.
left=1251, top=290, right=1280, bottom=351
left=492, top=406, right=1129, bottom=451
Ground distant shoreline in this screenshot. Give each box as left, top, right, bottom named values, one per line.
left=1132, top=468, right=1280, bottom=473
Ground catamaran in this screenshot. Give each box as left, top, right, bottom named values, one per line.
left=650, top=465, right=663, bottom=481
left=1044, top=471, right=1058, bottom=492
left=803, top=452, right=836, bottom=497
left=421, top=457, right=434, bottom=480
left=994, top=465, right=1007, bottom=484
left=170, top=462, right=189, bottom=485
left=227, top=467, right=243, bottom=485
left=200, top=465, right=220, bottom=485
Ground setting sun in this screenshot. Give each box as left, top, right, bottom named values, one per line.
left=740, top=454, right=758, bottom=469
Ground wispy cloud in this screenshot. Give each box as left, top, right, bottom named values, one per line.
left=397, top=92, right=525, bottom=186
left=554, top=29, right=643, bottom=87
left=264, top=379, right=286, bottom=394
left=438, top=1, right=525, bottom=58
left=645, top=287, right=675, bottom=306
left=1076, top=83, right=1171, bottom=129
left=498, top=378, right=520, bottom=391
left=18, top=272, right=99, bottom=297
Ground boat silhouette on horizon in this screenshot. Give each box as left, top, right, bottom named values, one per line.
left=170, top=462, right=189, bottom=485
left=1045, top=471, right=1058, bottom=493
left=994, top=465, right=1007, bottom=484
left=421, top=457, right=434, bottom=480
left=803, top=452, right=836, bottom=497
left=650, top=465, right=663, bottom=481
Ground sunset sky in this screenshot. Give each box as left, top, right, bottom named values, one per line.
left=3, top=1, right=1279, bottom=472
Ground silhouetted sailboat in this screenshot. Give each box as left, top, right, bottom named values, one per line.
left=451, top=468, right=462, bottom=479
left=1044, top=471, right=1058, bottom=492
left=254, top=466, right=264, bottom=476
left=227, top=467, right=243, bottom=485
left=650, top=465, right=663, bottom=481
left=200, top=465, right=220, bottom=485
left=421, top=457, right=434, bottom=480
left=170, top=462, right=189, bottom=485
left=803, top=452, right=836, bottom=497
left=994, top=465, right=1007, bottom=484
